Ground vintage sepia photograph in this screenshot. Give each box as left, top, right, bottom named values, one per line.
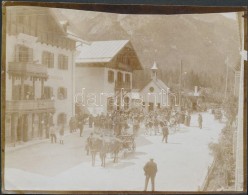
left=1, top=4, right=247, bottom=193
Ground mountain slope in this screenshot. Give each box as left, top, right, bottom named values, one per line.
left=56, top=9, right=240, bottom=75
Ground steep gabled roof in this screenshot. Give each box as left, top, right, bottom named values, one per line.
left=76, top=40, right=129, bottom=63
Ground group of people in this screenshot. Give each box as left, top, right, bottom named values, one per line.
left=49, top=123, right=65, bottom=144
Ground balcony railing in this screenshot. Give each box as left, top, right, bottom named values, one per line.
left=6, top=99, right=55, bottom=113
left=8, top=61, right=48, bottom=78
left=115, top=81, right=131, bottom=91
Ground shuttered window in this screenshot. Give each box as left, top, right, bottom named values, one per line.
left=44, top=86, right=53, bottom=99
left=57, top=87, right=67, bottom=100
left=58, top=54, right=68, bottom=70
left=108, top=70, right=114, bottom=83
left=15, top=45, right=33, bottom=62
left=42, top=51, right=54, bottom=68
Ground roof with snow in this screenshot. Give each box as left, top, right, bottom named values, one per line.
left=76, top=40, right=143, bottom=70
left=76, top=40, right=129, bottom=63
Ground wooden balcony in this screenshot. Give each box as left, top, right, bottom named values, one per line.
left=5, top=99, right=55, bottom=113
left=8, top=62, right=48, bottom=79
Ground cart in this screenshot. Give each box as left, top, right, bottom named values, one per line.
left=117, top=134, right=136, bottom=157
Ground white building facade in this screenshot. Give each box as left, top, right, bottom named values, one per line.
left=5, top=7, right=77, bottom=145
left=75, top=40, right=143, bottom=115
left=139, top=62, right=170, bottom=112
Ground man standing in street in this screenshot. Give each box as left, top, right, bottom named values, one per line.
left=198, top=113, right=203, bottom=129
left=144, top=158, right=158, bottom=191
left=49, top=123, right=57, bottom=143
left=161, top=122, right=169, bottom=143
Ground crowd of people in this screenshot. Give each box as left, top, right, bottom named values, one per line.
left=47, top=107, right=204, bottom=145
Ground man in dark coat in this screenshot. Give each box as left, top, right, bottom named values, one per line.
left=144, top=158, right=158, bottom=191
left=161, top=122, right=169, bottom=143
left=89, top=114, right=93, bottom=128
left=78, top=119, right=84, bottom=137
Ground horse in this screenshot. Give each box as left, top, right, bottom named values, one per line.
left=88, top=135, right=123, bottom=167
left=105, top=137, right=123, bottom=163
left=88, top=135, right=104, bottom=166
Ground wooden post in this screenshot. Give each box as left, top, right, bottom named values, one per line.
left=20, top=77, right=25, bottom=100
left=33, top=78, right=35, bottom=99
left=41, top=79, right=44, bottom=98
left=11, top=77, right=15, bottom=100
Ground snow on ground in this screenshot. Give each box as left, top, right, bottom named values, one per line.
left=4, top=112, right=225, bottom=191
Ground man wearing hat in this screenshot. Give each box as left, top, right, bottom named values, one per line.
left=161, top=121, right=169, bottom=143
left=143, top=158, right=158, bottom=191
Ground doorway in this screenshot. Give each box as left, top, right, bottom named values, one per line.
left=148, top=102, right=154, bottom=112
left=16, top=114, right=29, bottom=142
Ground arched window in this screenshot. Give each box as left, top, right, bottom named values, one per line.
left=108, top=70, right=114, bottom=83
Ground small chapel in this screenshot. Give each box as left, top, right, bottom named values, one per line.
left=139, top=62, right=170, bottom=111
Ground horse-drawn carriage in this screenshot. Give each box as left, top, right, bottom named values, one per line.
left=117, top=134, right=136, bottom=157
left=86, top=132, right=136, bottom=167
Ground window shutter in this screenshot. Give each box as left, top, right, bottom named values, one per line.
left=49, top=87, right=53, bottom=98
left=65, top=56, right=68, bottom=69
left=57, top=88, right=60, bottom=99
left=28, top=48, right=33, bottom=62
left=58, top=55, right=60, bottom=69
left=42, top=52, right=45, bottom=65
left=15, top=45, right=20, bottom=62
left=51, top=53, right=54, bottom=68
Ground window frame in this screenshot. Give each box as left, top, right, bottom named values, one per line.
left=57, top=87, right=67, bottom=100
left=108, top=70, right=114, bottom=83
left=58, top=54, right=68, bottom=70
left=42, top=51, right=54, bottom=68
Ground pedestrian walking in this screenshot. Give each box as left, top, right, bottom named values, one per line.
left=154, top=117, right=159, bottom=135
left=161, top=122, right=169, bottom=143
left=198, top=113, right=203, bottom=129
left=144, top=158, right=158, bottom=191
left=78, top=119, right=84, bottom=137
left=85, top=133, right=94, bottom=155
left=59, top=124, right=65, bottom=144
left=89, top=114, right=93, bottom=128
left=69, top=117, right=74, bottom=133
left=49, top=124, right=57, bottom=143
left=188, top=114, right=191, bottom=126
